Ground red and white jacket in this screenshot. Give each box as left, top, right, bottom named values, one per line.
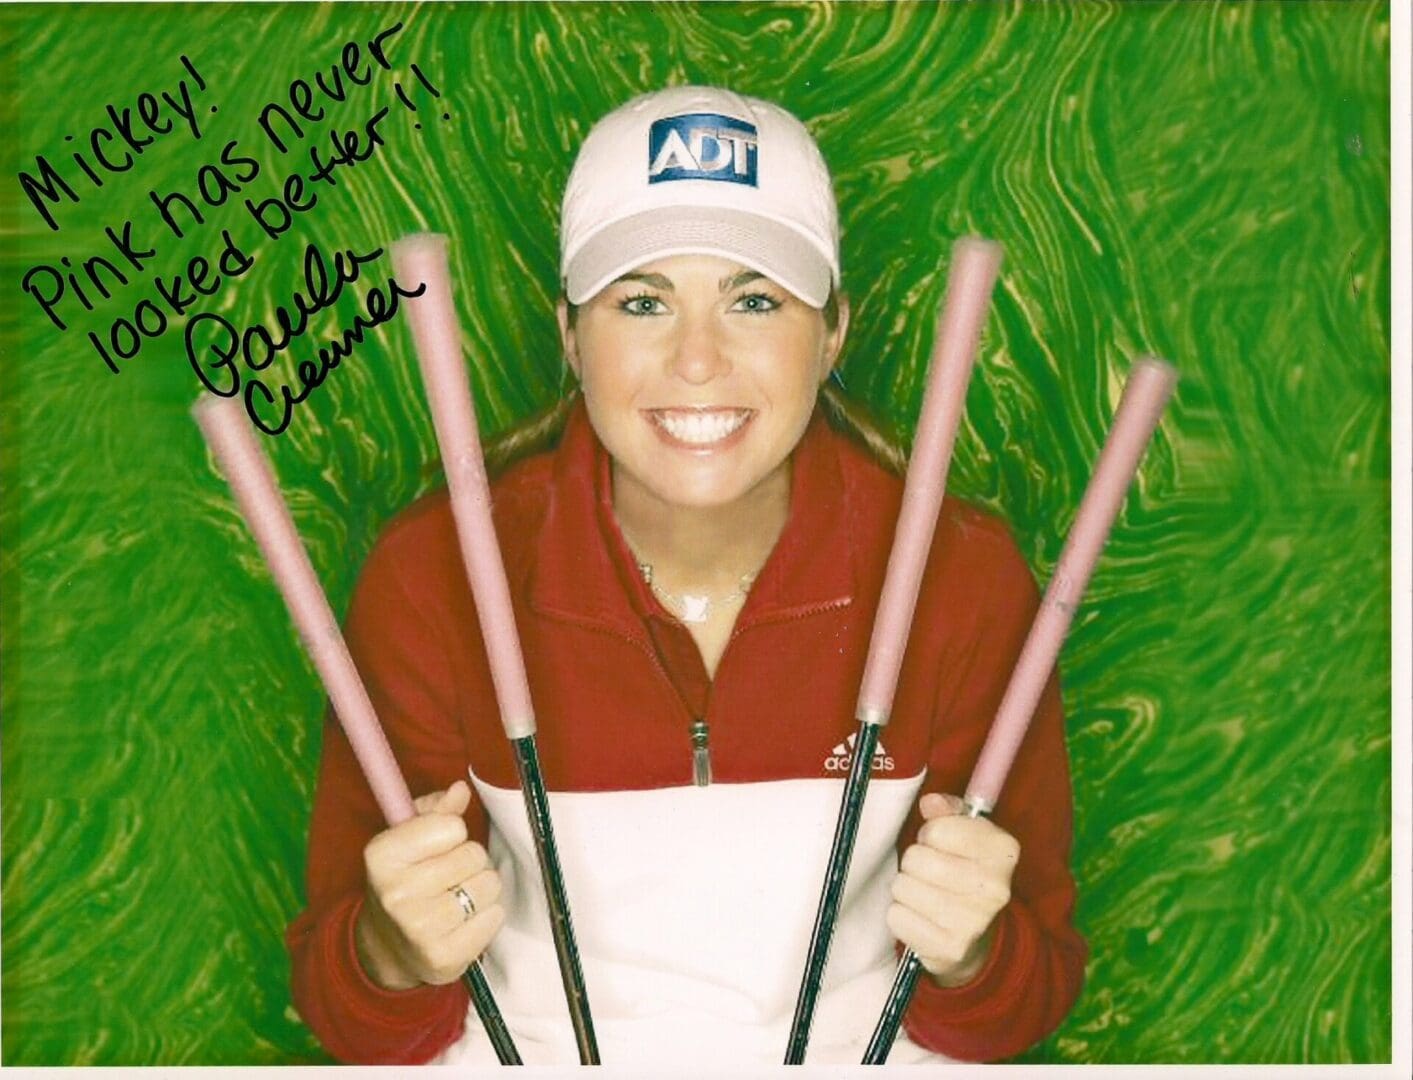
left=286, top=402, right=1087, bottom=1065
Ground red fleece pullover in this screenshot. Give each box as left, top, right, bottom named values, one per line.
left=286, top=403, right=1086, bottom=1063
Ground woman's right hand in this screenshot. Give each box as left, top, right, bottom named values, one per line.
left=353, top=780, right=505, bottom=991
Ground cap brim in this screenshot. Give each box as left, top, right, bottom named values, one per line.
left=564, top=206, right=834, bottom=308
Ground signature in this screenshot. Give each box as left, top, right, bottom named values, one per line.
left=186, top=241, right=425, bottom=435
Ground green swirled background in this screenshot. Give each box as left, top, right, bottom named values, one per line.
left=0, top=0, right=1392, bottom=1066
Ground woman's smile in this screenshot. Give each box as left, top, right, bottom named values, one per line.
left=646, top=407, right=755, bottom=450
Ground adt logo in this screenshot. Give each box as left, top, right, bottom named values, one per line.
left=648, top=112, right=758, bottom=186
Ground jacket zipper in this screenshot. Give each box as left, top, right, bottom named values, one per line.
left=682, top=602, right=845, bottom=787
left=586, top=609, right=849, bottom=790
left=579, top=623, right=716, bottom=787
left=690, top=718, right=712, bottom=786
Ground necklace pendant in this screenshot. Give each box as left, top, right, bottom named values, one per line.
left=679, top=594, right=711, bottom=624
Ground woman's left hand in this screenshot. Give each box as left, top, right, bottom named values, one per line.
left=887, top=792, right=1020, bottom=987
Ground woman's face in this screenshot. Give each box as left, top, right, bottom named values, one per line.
left=560, top=253, right=848, bottom=514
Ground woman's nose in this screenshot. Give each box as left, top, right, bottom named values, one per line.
left=668, top=311, right=730, bottom=384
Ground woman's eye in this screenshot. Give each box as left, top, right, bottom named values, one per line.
left=620, top=294, right=667, bottom=316
left=732, top=292, right=781, bottom=314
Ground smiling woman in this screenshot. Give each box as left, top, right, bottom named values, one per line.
left=565, top=252, right=846, bottom=675
left=285, top=85, right=1086, bottom=1066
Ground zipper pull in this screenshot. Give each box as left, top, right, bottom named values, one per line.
left=690, top=718, right=712, bottom=787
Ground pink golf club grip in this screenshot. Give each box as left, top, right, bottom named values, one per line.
left=966, top=357, right=1178, bottom=810
left=391, top=234, right=537, bottom=741
left=193, top=396, right=417, bottom=826
left=857, top=237, right=1003, bottom=724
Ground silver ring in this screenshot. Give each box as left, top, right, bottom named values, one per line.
left=451, top=883, right=476, bottom=921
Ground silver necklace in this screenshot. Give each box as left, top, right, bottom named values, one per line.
left=635, top=560, right=757, bottom=625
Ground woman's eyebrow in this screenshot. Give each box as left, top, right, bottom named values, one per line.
left=615, top=271, right=674, bottom=290
left=720, top=270, right=764, bottom=291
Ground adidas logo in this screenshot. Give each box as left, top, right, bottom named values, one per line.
left=823, top=731, right=896, bottom=773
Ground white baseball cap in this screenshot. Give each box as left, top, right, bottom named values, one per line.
left=560, top=86, right=839, bottom=309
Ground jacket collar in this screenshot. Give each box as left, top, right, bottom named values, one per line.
left=529, top=401, right=856, bottom=640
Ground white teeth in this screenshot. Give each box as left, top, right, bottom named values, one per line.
left=654, top=410, right=749, bottom=445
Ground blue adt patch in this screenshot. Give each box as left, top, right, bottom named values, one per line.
left=647, top=112, right=758, bottom=186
